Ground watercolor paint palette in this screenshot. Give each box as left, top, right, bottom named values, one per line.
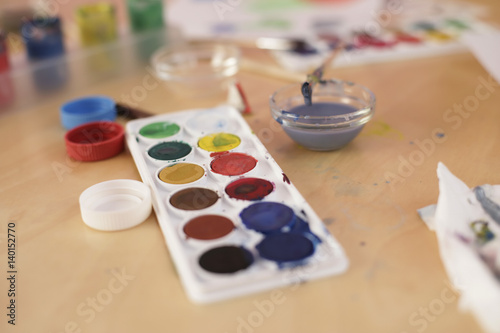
left=125, top=106, right=348, bottom=303
left=272, top=17, right=496, bottom=72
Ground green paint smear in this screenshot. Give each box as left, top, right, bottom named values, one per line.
left=139, top=122, right=180, bottom=139
left=242, top=19, right=291, bottom=32
left=213, top=134, right=238, bottom=147
left=257, top=18, right=291, bottom=29
left=470, top=220, right=495, bottom=244
left=250, top=0, right=307, bottom=12
left=445, top=19, right=469, bottom=30
left=361, top=120, right=404, bottom=140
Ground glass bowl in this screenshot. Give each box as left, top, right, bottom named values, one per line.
left=151, top=43, right=241, bottom=97
left=269, top=79, right=376, bottom=151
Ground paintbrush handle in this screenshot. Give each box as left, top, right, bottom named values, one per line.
left=302, top=44, right=344, bottom=106
left=308, top=43, right=344, bottom=82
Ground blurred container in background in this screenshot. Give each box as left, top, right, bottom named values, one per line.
left=22, top=17, right=65, bottom=60
left=77, top=3, right=118, bottom=47
left=126, top=0, right=164, bottom=33
left=0, top=31, right=14, bottom=109
left=21, top=16, right=68, bottom=92
left=0, top=31, right=9, bottom=71
left=151, top=43, right=241, bottom=109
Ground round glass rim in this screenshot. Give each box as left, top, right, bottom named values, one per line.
left=151, top=43, right=241, bottom=82
left=269, top=80, right=376, bottom=128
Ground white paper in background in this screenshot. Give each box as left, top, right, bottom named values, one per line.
left=269, top=0, right=494, bottom=72
left=418, top=163, right=500, bottom=333
left=462, top=31, right=500, bottom=85
left=166, top=0, right=382, bottom=40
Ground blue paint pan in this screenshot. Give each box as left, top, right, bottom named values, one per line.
left=256, top=232, right=316, bottom=267
left=239, top=202, right=296, bottom=234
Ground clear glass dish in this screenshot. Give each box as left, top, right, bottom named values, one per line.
left=151, top=43, right=241, bottom=97
left=269, top=79, right=376, bottom=151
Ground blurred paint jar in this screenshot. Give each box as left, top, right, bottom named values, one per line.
left=0, top=32, right=14, bottom=109
left=21, top=17, right=67, bottom=92
left=126, top=0, right=164, bottom=33
left=76, top=3, right=118, bottom=47
left=0, top=31, right=9, bottom=72
left=21, top=17, right=65, bottom=60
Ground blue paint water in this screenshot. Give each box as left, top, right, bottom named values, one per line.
left=289, top=102, right=357, bottom=119
left=240, top=202, right=295, bottom=233
left=282, top=102, right=363, bottom=150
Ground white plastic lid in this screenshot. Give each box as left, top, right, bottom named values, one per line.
left=79, top=179, right=152, bottom=231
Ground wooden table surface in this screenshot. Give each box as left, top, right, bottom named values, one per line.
left=1, top=2, right=500, bottom=332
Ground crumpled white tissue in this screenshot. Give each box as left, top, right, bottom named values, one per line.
left=418, top=162, right=500, bottom=333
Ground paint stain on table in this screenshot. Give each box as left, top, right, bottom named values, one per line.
left=361, top=120, right=404, bottom=140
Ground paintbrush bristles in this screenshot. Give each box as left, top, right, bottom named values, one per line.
left=301, top=82, right=313, bottom=106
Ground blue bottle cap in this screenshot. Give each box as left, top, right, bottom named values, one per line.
left=60, top=96, right=116, bottom=130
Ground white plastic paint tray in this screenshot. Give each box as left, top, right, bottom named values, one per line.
left=125, top=105, right=349, bottom=303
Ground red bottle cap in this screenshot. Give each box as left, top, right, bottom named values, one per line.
left=65, top=121, right=124, bottom=161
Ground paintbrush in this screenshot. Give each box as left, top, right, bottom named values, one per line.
left=193, top=37, right=319, bottom=53
left=254, top=37, right=319, bottom=54
left=301, top=43, right=344, bottom=106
